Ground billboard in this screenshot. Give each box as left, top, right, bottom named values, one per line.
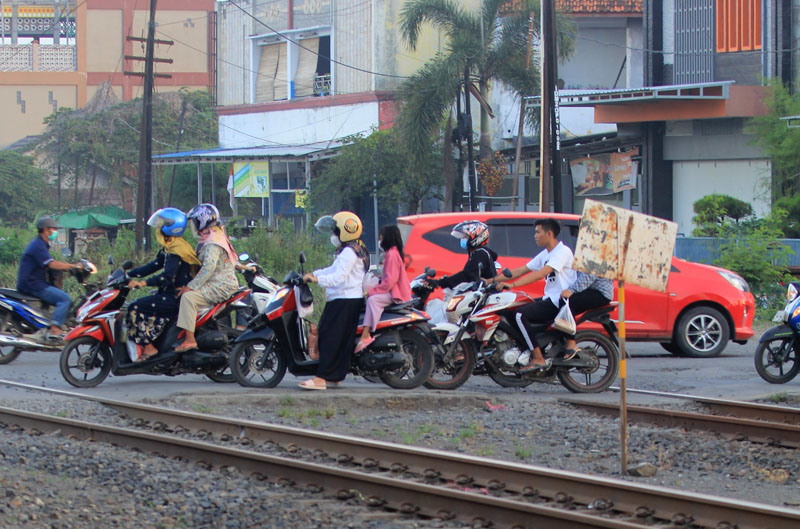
left=232, top=162, right=269, bottom=198
left=569, top=147, right=639, bottom=196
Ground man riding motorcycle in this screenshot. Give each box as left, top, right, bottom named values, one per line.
left=16, top=216, right=83, bottom=342
left=426, top=220, right=498, bottom=289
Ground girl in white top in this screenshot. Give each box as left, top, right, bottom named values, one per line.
left=301, top=212, right=368, bottom=390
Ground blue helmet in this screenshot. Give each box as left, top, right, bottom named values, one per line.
left=147, top=208, right=187, bottom=237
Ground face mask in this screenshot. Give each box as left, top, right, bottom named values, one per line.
left=330, top=234, right=341, bottom=247
left=459, top=238, right=468, bottom=250
left=48, top=230, right=59, bottom=241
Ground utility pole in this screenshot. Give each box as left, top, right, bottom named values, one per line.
left=464, top=66, right=476, bottom=212
left=511, top=15, right=535, bottom=211
left=455, top=96, right=464, bottom=211
left=538, top=0, right=561, bottom=213
left=126, top=1, right=173, bottom=253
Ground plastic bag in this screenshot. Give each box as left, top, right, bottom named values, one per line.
left=362, top=271, right=380, bottom=295
left=552, top=299, right=576, bottom=335
left=307, top=322, right=319, bottom=360
left=294, top=286, right=314, bottom=319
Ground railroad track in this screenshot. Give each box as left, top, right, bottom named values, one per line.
left=567, top=388, right=800, bottom=448
left=0, top=380, right=799, bottom=529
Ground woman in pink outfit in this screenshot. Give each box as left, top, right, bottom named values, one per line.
left=356, top=225, right=411, bottom=352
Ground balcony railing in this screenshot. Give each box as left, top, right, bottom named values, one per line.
left=0, top=44, right=76, bottom=71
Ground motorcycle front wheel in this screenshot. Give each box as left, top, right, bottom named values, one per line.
left=230, top=337, right=286, bottom=388
left=380, top=329, right=435, bottom=390
left=424, top=333, right=477, bottom=390
left=0, top=346, right=21, bottom=365
left=754, top=337, right=800, bottom=384
left=556, top=331, right=619, bottom=393
left=59, top=337, right=112, bottom=388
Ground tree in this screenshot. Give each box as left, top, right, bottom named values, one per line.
left=0, top=151, right=54, bottom=224
left=692, top=194, right=754, bottom=236
left=310, top=128, right=443, bottom=216
left=397, top=0, right=575, bottom=165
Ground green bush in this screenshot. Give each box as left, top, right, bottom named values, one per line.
left=692, top=194, right=754, bottom=236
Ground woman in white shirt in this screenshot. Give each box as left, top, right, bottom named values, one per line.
left=301, top=212, right=368, bottom=390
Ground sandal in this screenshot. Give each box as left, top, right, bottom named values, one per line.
left=354, top=336, right=375, bottom=353
left=562, top=348, right=578, bottom=361
left=174, top=342, right=198, bottom=353
left=298, top=378, right=327, bottom=391
left=519, top=358, right=552, bottom=373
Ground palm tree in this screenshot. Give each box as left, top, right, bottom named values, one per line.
left=397, top=0, right=575, bottom=162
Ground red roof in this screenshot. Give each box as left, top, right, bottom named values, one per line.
left=557, top=0, right=643, bottom=14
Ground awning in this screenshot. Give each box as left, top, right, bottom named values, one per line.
left=151, top=141, right=344, bottom=165
left=56, top=205, right=135, bottom=230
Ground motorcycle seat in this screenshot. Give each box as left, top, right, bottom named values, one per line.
left=576, top=303, right=617, bottom=324
left=0, top=288, right=43, bottom=302
left=385, top=301, right=413, bottom=312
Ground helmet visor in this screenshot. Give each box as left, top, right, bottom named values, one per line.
left=147, top=210, right=173, bottom=229
left=314, top=215, right=336, bottom=234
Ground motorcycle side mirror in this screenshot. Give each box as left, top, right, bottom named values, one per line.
left=425, top=267, right=436, bottom=277
left=238, top=253, right=250, bottom=262
left=495, top=262, right=502, bottom=270
left=108, top=255, right=115, bottom=265
left=502, top=268, right=512, bottom=278
left=299, top=252, right=307, bottom=264
left=122, top=260, right=134, bottom=271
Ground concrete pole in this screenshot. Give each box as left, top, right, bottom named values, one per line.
left=53, top=0, right=60, bottom=43
left=196, top=161, right=202, bottom=204
left=11, top=1, right=18, bottom=44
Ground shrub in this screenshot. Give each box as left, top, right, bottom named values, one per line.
left=692, top=194, right=754, bottom=236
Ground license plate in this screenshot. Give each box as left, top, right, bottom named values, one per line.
left=773, top=310, right=785, bottom=323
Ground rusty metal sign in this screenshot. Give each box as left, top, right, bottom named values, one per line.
left=574, top=200, right=677, bottom=292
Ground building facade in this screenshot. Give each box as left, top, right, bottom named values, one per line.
left=0, top=0, right=214, bottom=148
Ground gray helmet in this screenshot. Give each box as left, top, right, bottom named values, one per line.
left=36, top=216, right=60, bottom=231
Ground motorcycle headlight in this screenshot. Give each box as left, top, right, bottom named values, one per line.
left=447, top=295, right=464, bottom=311
left=718, top=271, right=749, bottom=293
left=788, top=283, right=798, bottom=302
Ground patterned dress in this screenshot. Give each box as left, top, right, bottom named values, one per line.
left=188, top=243, right=239, bottom=303
left=126, top=251, right=194, bottom=345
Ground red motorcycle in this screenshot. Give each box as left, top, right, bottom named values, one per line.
left=59, top=259, right=250, bottom=388
left=229, top=253, right=435, bottom=389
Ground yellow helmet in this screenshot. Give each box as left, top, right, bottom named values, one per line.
left=333, top=211, right=363, bottom=242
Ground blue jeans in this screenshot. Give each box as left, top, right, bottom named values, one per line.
left=33, top=285, right=72, bottom=328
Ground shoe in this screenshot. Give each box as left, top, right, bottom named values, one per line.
left=519, top=358, right=552, bottom=373
left=562, top=348, right=578, bottom=361
left=354, top=336, right=375, bottom=353
left=298, top=378, right=327, bottom=391
left=44, top=331, right=64, bottom=344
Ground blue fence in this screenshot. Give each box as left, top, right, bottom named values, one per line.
left=674, top=237, right=800, bottom=266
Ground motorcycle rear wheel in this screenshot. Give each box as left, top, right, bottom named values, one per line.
left=206, top=364, right=236, bottom=383
left=60, top=337, right=112, bottom=388
left=424, top=334, right=477, bottom=390
left=754, top=337, right=800, bottom=384
left=230, top=336, right=286, bottom=388
left=556, top=331, right=619, bottom=393
left=380, top=329, right=435, bottom=390
left=0, top=346, right=21, bottom=365
left=487, top=366, right=535, bottom=388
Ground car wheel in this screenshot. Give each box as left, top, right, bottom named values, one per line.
left=674, top=307, right=730, bottom=358
left=659, top=342, right=683, bottom=356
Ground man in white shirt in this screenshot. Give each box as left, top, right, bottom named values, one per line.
left=492, top=218, right=576, bottom=371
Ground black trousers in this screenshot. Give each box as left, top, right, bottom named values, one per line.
left=567, top=289, right=611, bottom=320
left=515, top=289, right=611, bottom=349
left=316, top=297, right=363, bottom=382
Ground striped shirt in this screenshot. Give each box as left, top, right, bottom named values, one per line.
left=571, top=271, right=614, bottom=301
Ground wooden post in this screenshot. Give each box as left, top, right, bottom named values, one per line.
left=618, top=215, right=634, bottom=475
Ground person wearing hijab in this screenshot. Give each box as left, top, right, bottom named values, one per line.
left=127, top=208, right=201, bottom=361
left=174, top=204, right=240, bottom=353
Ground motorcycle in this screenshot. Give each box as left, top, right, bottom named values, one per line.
left=469, top=280, right=620, bottom=393
left=410, top=269, right=480, bottom=390
left=0, top=259, right=97, bottom=364
left=754, top=282, right=800, bottom=384
left=58, top=258, right=250, bottom=387
left=230, top=253, right=435, bottom=389
left=236, top=252, right=281, bottom=325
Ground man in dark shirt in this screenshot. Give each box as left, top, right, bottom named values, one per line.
left=17, top=217, right=81, bottom=341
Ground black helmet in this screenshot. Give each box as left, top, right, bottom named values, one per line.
left=36, top=216, right=60, bottom=231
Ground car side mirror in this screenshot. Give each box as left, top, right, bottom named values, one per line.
left=122, top=260, right=134, bottom=271
left=299, top=252, right=306, bottom=264
left=503, top=268, right=512, bottom=278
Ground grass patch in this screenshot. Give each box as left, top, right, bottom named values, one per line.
left=192, top=404, right=216, bottom=414
left=323, top=407, right=336, bottom=419
left=766, top=392, right=789, bottom=403
left=54, top=409, right=68, bottom=418
left=455, top=422, right=481, bottom=443
left=277, top=407, right=291, bottom=419
left=399, top=423, right=439, bottom=445
left=475, top=446, right=495, bottom=457
left=279, top=396, right=295, bottom=406
left=514, top=444, right=532, bottom=460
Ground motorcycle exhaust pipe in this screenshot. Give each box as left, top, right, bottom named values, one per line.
left=0, top=334, right=60, bottom=351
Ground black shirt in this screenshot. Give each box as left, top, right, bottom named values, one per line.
left=438, top=247, right=498, bottom=289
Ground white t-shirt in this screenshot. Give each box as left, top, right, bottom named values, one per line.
left=526, top=241, right=577, bottom=307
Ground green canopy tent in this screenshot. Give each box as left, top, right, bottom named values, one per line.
left=55, top=205, right=135, bottom=230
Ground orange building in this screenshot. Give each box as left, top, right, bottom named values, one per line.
left=0, top=0, right=215, bottom=148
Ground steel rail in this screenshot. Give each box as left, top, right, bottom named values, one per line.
left=560, top=398, right=800, bottom=448
left=608, top=387, right=800, bottom=425
left=1, top=380, right=799, bottom=529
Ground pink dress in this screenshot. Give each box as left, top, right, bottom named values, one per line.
left=364, top=247, right=411, bottom=331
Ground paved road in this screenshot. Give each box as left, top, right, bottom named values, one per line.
left=0, top=329, right=798, bottom=403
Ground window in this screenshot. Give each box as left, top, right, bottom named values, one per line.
left=716, top=0, right=761, bottom=53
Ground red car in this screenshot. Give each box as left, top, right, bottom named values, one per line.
left=398, top=212, right=755, bottom=358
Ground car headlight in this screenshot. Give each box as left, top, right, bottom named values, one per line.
left=718, top=271, right=749, bottom=293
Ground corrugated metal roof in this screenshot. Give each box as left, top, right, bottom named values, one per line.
left=152, top=141, right=344, bottom=165
left=525, top=81, right=733, bottom=107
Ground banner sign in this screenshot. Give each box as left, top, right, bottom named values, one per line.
left=570, top=148, right=638, bottom=196
left=232, top=162, right=269, bottom=198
